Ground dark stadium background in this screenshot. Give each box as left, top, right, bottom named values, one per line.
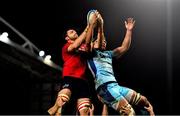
left=1, top=0, right=180, bottom=115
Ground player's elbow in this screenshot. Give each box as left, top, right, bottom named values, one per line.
left=115, top=47, right=128, bottom=59
left=67, top=44, right=78, bottom=52
left=119, top=46, right=129, bottom=53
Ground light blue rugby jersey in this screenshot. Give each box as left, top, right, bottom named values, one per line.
left=87, top=50, right=117, bottom=89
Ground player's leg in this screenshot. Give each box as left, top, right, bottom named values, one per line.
left=97, top=82, right=135, bottom=115
left=77, top=98, right=92, bottom=115
left=75, top=79, right=92, bottom=116
left=48, top=88, right=71, bottom=115
left=119, top=85, right=154, bottom=115
left=48, top=77, right=73, bottom=115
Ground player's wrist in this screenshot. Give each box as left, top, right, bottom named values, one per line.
left=84, top=26, right=89, bottom=33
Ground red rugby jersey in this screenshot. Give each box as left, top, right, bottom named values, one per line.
left=62, top=43, right=87, bottom=79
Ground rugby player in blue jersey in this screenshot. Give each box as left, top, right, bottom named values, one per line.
left=86, top=10, right=154, bottom=116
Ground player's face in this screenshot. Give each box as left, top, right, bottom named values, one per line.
left=101, top=39, right=107, bottom=50
left=66, top=29, right=78, bottom=40
left=93, top=39, right=106, bottom=50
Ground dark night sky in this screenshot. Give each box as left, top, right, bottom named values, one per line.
left=1, top=0, right=180, bottom=114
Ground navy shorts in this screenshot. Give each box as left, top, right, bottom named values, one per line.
left=62, top=76, right=91, bottom=99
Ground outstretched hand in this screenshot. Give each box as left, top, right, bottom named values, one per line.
left=125, top=18, right=135, bottom=31
left=89, top=104, right=94, bottom=116
left=88, top=11, right=98, bottom=26
left=144, top=103, right=155, bottom=116
left=96, top=11, right=104, bottom=26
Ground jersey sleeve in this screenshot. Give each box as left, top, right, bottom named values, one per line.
left=107, top=50, right=113, bottom=58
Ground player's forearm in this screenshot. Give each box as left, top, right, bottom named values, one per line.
left=72, top=26, right=89, bottom=48
left=121, top=29, right=132, bottom=50
left=85, top=24, right=94, bottom=45
left=96, top=24, right=104, bottom=48
left=96, top=27, right=102, bottom=47
left=102, top=104, right=108, bottom=116
left=84, top=24, right=94, bottom=52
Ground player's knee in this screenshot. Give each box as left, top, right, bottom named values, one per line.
left=58, top=89, right=71, bottom=101
left=56, top=93, right=70, bottom=107
left=140, top=95, right=150, bottom=106
left=119, top=104, right=135, bottom=116
left=48, top=92, right=70, bottom=115
left=78, top=106, right=90, bottom=115
left=130, top=92, right=150, bottom=107
left=130, top=92, right=141, bottom=105
left=58, top=93, right=70, bottom=102
left=77, top=98, right=91, bottom=115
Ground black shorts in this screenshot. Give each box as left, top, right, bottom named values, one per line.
left=61, top=76, right=91, bottom=99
